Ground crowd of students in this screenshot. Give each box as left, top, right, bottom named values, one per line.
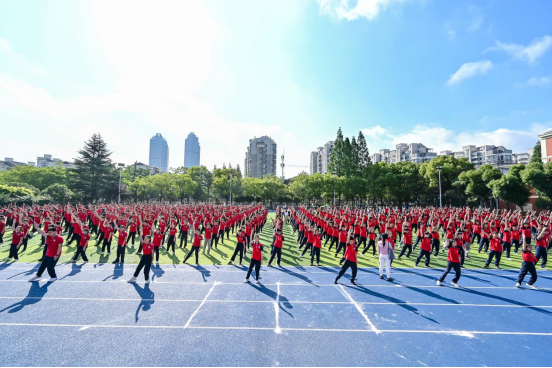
left=0, top=203, right=549, bottom=289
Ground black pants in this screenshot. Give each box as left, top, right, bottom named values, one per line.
left=213, top=234, right=219, bottom=248
left=134, top=254, right=152, bottom=280
left=536, top=247, right=547, bottom=267
left=327, top=236, right=338, bottom=250
left=0, top=232, right=4, bottom=243
left=219, top=230, right=225, bottom=243
left=398, top=243, right=412, bottom=258
left=362, top=239, right=376, bottom=255
left=415, top=249, right=431, bottom=266
left=184, top=247, right=200, bottom=264
left=154, top=246, right=160, bottom=262
left=311, top=247, right=321, bottom=264
left=115, top=246, right=126, bottom=263
left=358, top=236, right=367, bottom=250
left=479, top=238, right=490, bottom=252
left=102, top=238, right=112, bottom=253
left=336, top=260, right=357, bottom=282
left=301, top=243, right=313, bottom=257
left=246, top=259, right=261, bottom=280
left=166, top=235, right=175, bottom=252
left=21, top=236, right=29, bottom=251
left=36, top=256, right=58, bottom=278
left=485, top=250, right=502, bottom=267
left=471, top=233, right=481, bottom=245
left=517, top=261, right=538, bottom=285
left=431, top=239, right=440, bottom=256
left=72, top=246, right=88, bottom=262
left=268, top=247, right=281, bottom=265
left=230, top=244, right=244, bottom=264
left=503, top=242, right=512, bottom=258
left=8, top=243, right=19, bottom=259
left=179, top=231, right=188, bottom=247
left=513, top=240, right=521, bottom=252
left=335, top=242, right=346, bottom=256
left=439, top=261, right=461, bottom=283
left=128, top=232, right=137, bottom=246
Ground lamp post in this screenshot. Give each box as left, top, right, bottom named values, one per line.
left=229, top=170, right=233, bottom=205
left=117, top=163, right=125, bottom=204
left=436, top=166, right=443, bottom=208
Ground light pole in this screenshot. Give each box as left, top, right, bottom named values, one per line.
left=117, top=163, right=125, bottom=204
left=436, top=166, right=443, bottom=208
left=229, top=170, right=233, bottom=205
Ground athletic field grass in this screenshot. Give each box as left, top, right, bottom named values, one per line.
left=0, top=213, right=540, bottom=270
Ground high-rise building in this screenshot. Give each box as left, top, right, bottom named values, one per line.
left=184, top=132, right=201, bottom=168
left=149, top=133, right=169, bottom=172
left=370, top=143, right=436, bottom=164
left=309, top=141, right=334, bottom=175
left=244, top=136, right=277, bottom=178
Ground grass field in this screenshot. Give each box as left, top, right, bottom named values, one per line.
left=0, top=213, right=538, bottom=270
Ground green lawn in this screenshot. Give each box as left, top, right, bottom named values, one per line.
left=0, top=213, right=530, bottom=269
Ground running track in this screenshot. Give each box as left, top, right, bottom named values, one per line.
left=0, top=261, right=550, bottom=366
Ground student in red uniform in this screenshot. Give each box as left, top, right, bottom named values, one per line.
left=128, top=235, right=153, bottom=284
left=183, top=231, right=203, bottom=265
left=29, top=224, right=63, bottom=282
left=166, top=223, right=177, bottom=254
left=362, top=227, right=377, bottom=257
left=534, top=226, right=549, bottom=269
left=0, top=215, right=6, bottom=244
left=71, top=226, right=90, bottom=263
left=179, top=219, right=189, bottom=248
left=502, top=225, right=513, bottom=260
left=128, top=218, right=138, bottom=247
left=101, top=222, right=114, bottom=255
left=268, top=228, right=284, bottom=267
left=151, top=228, right=163, bottom=263
left=202, top=222, right=213, bottom=256
left=415, top=232, right=432, bottom=267
left=398, top=228, right=413, bottom=259
left=334, top=236, right=358, bottom=285
left=244, top=234, right=263, bottom=284
left=335, top=224, right=348, bottom=257
left=484, top=231, right=503, bottom=269
left=516, top=241, right=538, bottom=289
left=229, top=228, right=246, bottom=266
left=310, top=228, right=323, bottom=266
left=113, top=225, right=128, bottom=264
left=437, top=238, right=461, bottom=287
left=5, top=222, right=24, bottom=261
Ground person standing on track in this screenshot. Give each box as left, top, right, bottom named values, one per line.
left=128, top=235, right=153, bottom=284
left=228, top=228, right=246, bottom=266
left=377, top=233, right=394, bottom=281
left=516, top=240, right=538, bottom=289
left=415, top=231, right=432, bottom=267
left=244, top=234, right=263, bottom=284
left=4, top=221, right=24, bottom=261
left=267, top=228, right=284, bottom=267
left=29, top=224, right=63, bottom=282
left=334, top=235, right=359, bottom=285
left=70, top=226, right=90, bottom=263
left=436, top=238, right=461, bottom=287
left=113, top=225, right=128, bottom=264
left=310, top=228, right=322, bottom=266
left=183, top=230, right=203, bottom=265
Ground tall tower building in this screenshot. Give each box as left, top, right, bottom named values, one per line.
left=184, top=132, right=201, bottom=168
left=149, top=133, right=169, bottom=172
left=244, top=136, right=277, bottom=178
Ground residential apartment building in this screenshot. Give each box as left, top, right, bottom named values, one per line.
left=244, top=136, right=277, bottom=178
left=309, top=141, right=334, bottom=175
left=36, top=154, right=75, bottom=169
left=539, top=129, right=552, bottom=163
left=370, top=144, right=436, bottom=164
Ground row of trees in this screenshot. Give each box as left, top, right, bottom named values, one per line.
left=1, top=131, right=551, bottom=208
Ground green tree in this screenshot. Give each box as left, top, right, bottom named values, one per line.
left=172, top=174, right=198, bottom=203
left=458, top=165, right=502, bottom=205
left=0, top=166, right=68, bottom=191
left=328, top=127, right=344, bottom=176
left=357, top=130, right=371, bottom=174
left=187, top=166, right=213, bottom=202
left=70, top=133, right=118, bottom=202
left=521, top=161, right=552, bottom=200
left=531, top=141, right=542, bottom=164
left=489, top=164, right=530, bottom=207
left=242, top=177, right=263, bottom=202
left=43, top=183, right=74, bottom=203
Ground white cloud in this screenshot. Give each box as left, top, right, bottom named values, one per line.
left=446, top=60, right=492, bottom=86
left=0, top=37, right=49, bottom=77
left=361, top=123, right=549, bottom=156
left=526, top=76, right=551, bottom=87
left=466, top=6, right=484, bottom=32
left=317, top=0, right=404, bottom=21
left=486, top=35, right=552, bottom=64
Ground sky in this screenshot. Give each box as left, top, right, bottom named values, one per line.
left=0, top=0, right=551, bottom=178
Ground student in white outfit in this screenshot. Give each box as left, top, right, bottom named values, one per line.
left=377, top=233, right=394, bottom=282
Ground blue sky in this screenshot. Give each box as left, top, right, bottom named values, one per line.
left=0, top=0, right=551, bottom=177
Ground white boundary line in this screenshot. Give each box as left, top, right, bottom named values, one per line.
left=274, top=282, right=281, bottom=333
left=339, top=284, right=380, bottom=334
left=183, top=282, right=217, bottom=328
left=0, top=296, right=550, bottom=308
left=0, top=279, right=548, bottom=289
left=0, top=322, right=551, bottom=336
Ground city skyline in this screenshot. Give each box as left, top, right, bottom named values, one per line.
left=0, top=1, right=551, bottom=178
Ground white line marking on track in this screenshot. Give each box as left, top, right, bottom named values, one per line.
left=1, top=322, right=551, bottom=336
left=274, top=282, right=281, bottom=333
left=184, top=282, right=218, bottom=328
left=0, top=296, right=550, bottom=308
left=339, top=284, right=380, bottom=334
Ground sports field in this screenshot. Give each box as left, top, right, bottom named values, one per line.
left=0, top=261, right=550, bottom=366
left=0, top=213, right=535, bottom=269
